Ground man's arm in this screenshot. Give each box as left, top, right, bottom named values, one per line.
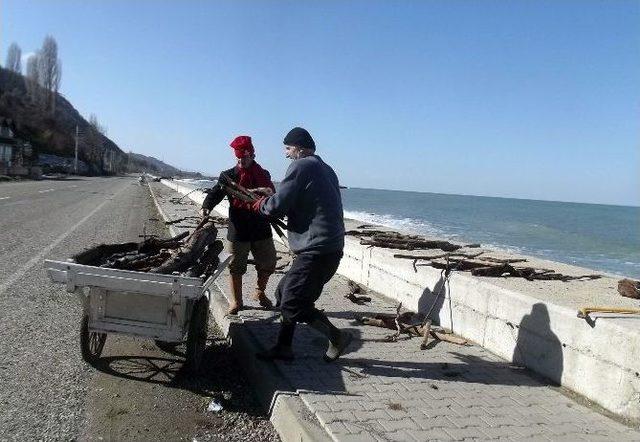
left=249, top=170, right=276, bottom=196
left=201, top=184, right=226, bottom=214
left=258, top=162, right=305, bottom=218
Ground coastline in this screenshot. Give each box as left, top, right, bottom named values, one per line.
left=176, top=178, right=639, bottom=279
left=162, top=177, right=640, bottom=421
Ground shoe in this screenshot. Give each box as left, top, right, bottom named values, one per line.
left=253, top=290, right=273, bottom=309
left=256, top=345, right=294, bottom=361
left=324, top=331, right=353, bottom=362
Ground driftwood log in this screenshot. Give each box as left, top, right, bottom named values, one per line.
left=351, top=228, right=601, bottom=282
left=73, top=222, right=223, bottom=278
left=345, top=280, right=372, bottom=304
left=347, top=229, right=480, bottom=252
left=394, top=253, right=601, bottom=282
left=618, top=279, right=640, bottom=299
left=152, top=220, right=219, bottom=274
left=355, top=304, right=468, bottom=348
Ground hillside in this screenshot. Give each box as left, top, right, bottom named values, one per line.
left=127, top=152, right=181, bottom=176
left=0, top=66, right=185, bottom=176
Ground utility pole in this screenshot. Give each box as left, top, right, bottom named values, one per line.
left=74, top=125, right=79, bottom=174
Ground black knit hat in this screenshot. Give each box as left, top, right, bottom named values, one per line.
left=283, top=127, right=315, bottom=150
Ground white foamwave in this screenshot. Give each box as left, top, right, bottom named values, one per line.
left=343, top=210, right=446, bottom=238
left=175, top=178, right=216, bottom=189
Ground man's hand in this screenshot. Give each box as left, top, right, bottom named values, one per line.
left=200, top=208, right=210, bottom=218
left=249, top=187, right=274, bottom=197
left=250, top=196, right=266, bottom=213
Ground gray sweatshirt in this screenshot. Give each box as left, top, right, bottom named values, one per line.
left=259, top=155, right=345, bottom=255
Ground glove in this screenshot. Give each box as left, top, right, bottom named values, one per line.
left=250, top=196, right=266, bottom=213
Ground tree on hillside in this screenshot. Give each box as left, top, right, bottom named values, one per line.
left=25, top=54, right=45, bottom=106
left=5, top=43, right=22, bottom=73
left=38, top=36, right=62, bottom=112
left=84, top=113, right=108, bottom=173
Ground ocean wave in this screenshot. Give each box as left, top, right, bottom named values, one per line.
left=343, top=210, right=447, bottom=238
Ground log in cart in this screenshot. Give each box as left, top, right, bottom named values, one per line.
left=44, top=228, right=231, bottom=372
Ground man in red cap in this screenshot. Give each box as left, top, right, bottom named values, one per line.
left=201, top=135, right=277, bottom=314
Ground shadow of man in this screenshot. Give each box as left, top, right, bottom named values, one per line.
left=417, top=274, right=448, bottom=326
left=512, top=303, right=564, bottom=385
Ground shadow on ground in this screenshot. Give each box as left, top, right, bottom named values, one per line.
left=91, top=334, right=267, bottom=417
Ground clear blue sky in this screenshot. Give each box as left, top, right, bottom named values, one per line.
left=2, top=0, right=638, bottom=206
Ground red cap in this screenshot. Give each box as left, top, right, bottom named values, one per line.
left=230, top=135, right=254, bottom=158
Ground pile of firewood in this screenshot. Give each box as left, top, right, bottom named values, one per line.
left=392, top=253, right=601, bottom=282
left=73, top=218, right=223, bottom=278
left=347, top=229, right=479, bottom=252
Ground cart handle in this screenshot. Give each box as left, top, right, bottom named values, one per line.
left=201, top=255, right=232, bottom=295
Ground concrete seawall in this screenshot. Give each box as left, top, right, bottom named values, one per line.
left=161, top=179, right=640, bottom=422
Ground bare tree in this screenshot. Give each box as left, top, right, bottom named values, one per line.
left=38, top=35, right=62, bottom=112
left=5, top=42, right=22, bottom=73
left=26, top=54, right=45, bottom=106
left=89, top=114, right=107, bottom=136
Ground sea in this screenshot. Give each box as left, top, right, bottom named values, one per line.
left=180, top=179, right=640, bottom=278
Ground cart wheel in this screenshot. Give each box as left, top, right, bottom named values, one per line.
left=185, top=297, right=209, bottom=372
left=80, top=315, right=107, bottom=364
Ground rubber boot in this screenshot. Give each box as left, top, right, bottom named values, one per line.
left=308, top=311, right=353, bottom=362
left=253, top=271, right=273, bottom=309
left=256, top=319, right=295, bottom=361
left=227, top=274, right=244, bottom=315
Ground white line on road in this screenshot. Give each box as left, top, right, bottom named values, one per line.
left=0, top=184, right=128, bottom=297
left=38, top=189, right=55, bottom=193
left=0, top=197, right=9, bottom=200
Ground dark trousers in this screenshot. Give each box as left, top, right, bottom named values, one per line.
left=275, top=251, right=343, bottom=323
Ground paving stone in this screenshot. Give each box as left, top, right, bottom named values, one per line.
left=443, top=426, right=486, bottom=440
left=383, top=429, right=420, bottom=441
left=446, top=416, right=488, bottom=429
left=406, top=428, right=455, bottom=441
left=316, top=410, right=357, bottom=425
left=336, top=432, right=376, bottom=442
left=354, top=419, right=387, bottom=435
left=378, top=417, right=421, bottom=432
left=477, top=426, right=521, bottom=439
left=412, top=415, right=456, bottom=430
left=508, top=425, right=549, bottom=438
left=351, top=409, right=393, bottom=421
left=479, top=415, right=525, bottom=428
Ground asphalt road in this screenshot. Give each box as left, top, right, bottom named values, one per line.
left=0, top=177, right=278, bottom=441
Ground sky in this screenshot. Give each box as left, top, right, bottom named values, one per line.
left=1, top=0, right=638, bottom=206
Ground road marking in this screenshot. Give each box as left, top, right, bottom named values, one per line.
left=0, top=183, right=128, bottom=297
left=0, top=197, right=9, bottom=200
left=38, top=189, right=55, bottom=193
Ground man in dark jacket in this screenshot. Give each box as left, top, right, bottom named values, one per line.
left=201, top=135, right=277, bottom=315
left=251, top=127, right=351, bottom=362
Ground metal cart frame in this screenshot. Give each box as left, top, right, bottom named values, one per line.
left=45, top=256, right=230, bottom=371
